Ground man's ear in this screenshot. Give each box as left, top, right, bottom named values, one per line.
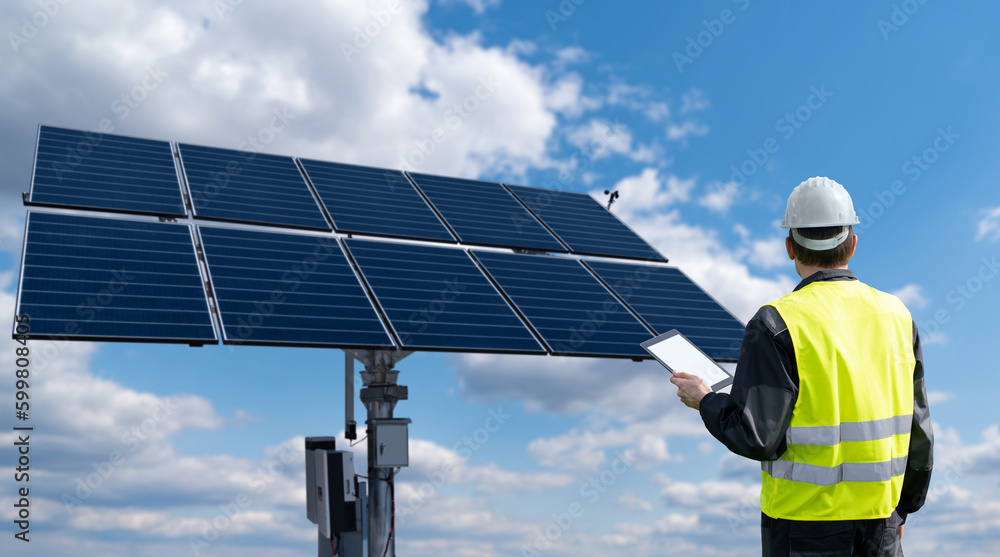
left=785, top=236, right=795, bottom=260
left=848, top=234, right=858, bottom=259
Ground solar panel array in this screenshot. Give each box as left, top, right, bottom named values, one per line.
left=180, top=144, right=329, bottom=230
left=16, top=212, right=216, bottom=343
left=344, top=239, right=545, bottom=354
left=584, top=260, right=745, bottom=361
left=407, top=173, right=566, bottom=252
left=198, top=227, right=393, bottom=348
left=29, top=125, right=186, bottom=216
left=472, top=251, right=653, bottom=357
left=505, top=184, right=666, bottom=262
left=299, top=159, right=454, bottom=242
left=15, top=125, right=747, bottom=360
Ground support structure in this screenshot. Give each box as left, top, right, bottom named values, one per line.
left=345, top=350, right=411, bottom=557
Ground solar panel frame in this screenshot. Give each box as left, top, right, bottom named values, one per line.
left=504, top=183, right=668, bottom=263
left=470, top=251, right=658, bottom=359
left=343, top=238, right=548, bottom=355
left=406, top=171, right=569, bottom=253
left=196, top=226, right=396, bottom=350
left=297, top=158, right=457, bottom=243
left=178, top=143, right=332, bottom=231
left=13, top=211, right=218, bottom=345
left=26, top=125, right=189, bottom=218
left=581, top=259, right=746, bottom=362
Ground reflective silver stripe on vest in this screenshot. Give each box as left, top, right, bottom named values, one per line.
left=762, top=456, right=908, bottom=486
left=784, top=414, right=912, bottom=446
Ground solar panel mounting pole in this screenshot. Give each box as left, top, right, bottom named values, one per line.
left=354, top=350, right=411, bottom=557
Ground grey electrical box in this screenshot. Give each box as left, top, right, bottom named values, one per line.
left=305, top=437, right=338, bottom=525
left=371, top=418, right=411, bottom=468
left=315, top=450, right=358, bottom=537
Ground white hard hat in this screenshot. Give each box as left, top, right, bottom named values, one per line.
left=780, top=177, right=860, bottom=229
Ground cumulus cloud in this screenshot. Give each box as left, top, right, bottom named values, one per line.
left=976, top=206, right=1000, bottom=242
left=603, top=168, right=694, bottom=215
left=699, top=181, right=739, bottom=213
left=566, top=119, right=658, bottom=163
left=892, top=283, right=932, bottom=309
left=666, top=121, right=709, bottom=141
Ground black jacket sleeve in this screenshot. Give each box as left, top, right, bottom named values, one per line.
left=699, top=306, right=798, bottom=461
left=896, top=322, right=934, bottom=523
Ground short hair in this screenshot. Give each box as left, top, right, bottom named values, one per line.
left=789, top=225, right=854, bottom=268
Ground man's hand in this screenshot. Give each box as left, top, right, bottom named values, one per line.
left=899, top=524, right=904, bottom=541
left=670, top=371, right=712, bottom=410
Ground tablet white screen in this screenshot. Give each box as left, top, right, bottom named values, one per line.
left=647, top=334, right=730, bottom=386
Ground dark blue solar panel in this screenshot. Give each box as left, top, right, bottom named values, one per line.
left=29, top=125, right=186, bottom=216
left=408, top=173, right=566, bottom=252
left=344, top=239, right=545, bottom=354
left=583, top=260, right=745, bottom=361
left=505, top=184, right=667, bottom=262
left=299, top=159, right=455, bottom=242
left=472, top=251, right=653, bottom=358
left=15, top=212, right=216, bottom=343
left=180, top=144, right=329, bottom=230
left=198, top=227, right=393, bottom=348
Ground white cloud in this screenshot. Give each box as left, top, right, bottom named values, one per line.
left=602, top=169, right=694, bottom=216
left=928, top=391, right=957, bottom=405
left=666, top=121, right=709, bottom=141
left=622, top=209, right=796, bottom=322
left=618, top=491, right=655, bottom=513
left=699, top=181, right=739, bottom=213
left=680, top=87, right=710, bottom=115
left=566, top=119, right=658, bottom=163
left=443, top=0, right=502, bottom=14
left=975, top=206, right=1000, bottom=242
left=1, top=0, right=582, bottom=187
left=606, top=82, right=670, bottom=122
left=892, top=283, right=932, bottom=309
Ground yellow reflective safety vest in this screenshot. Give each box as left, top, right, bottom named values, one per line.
left=760, top=279, right=915, bottom=521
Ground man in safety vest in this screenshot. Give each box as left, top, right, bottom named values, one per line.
left=671, top=177, right=934, bottom=556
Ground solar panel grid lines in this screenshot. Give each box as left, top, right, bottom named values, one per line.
left=406, top=172, right=567, bottom=252
left=178, top=143, right=331, bottom=231
left=196, top=226, right=395, bottom=349
left=28, top=125, right=188, bottom=217
left=298, top=158, right=456, bottom=243
left=504, top=183, right=667, bottom=262
left=14, top=211, right=217, bottom=344
left=582, top=259, right=746, bottom=362
left=471, top=250, right=655, bottom=358
left=343, top=238, right=546, bottom=354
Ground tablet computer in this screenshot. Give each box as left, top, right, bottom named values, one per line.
left=641, top=329, right=734, bottom=392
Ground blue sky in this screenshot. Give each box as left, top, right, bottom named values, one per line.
left=1, top=1, right=999, bottom=555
